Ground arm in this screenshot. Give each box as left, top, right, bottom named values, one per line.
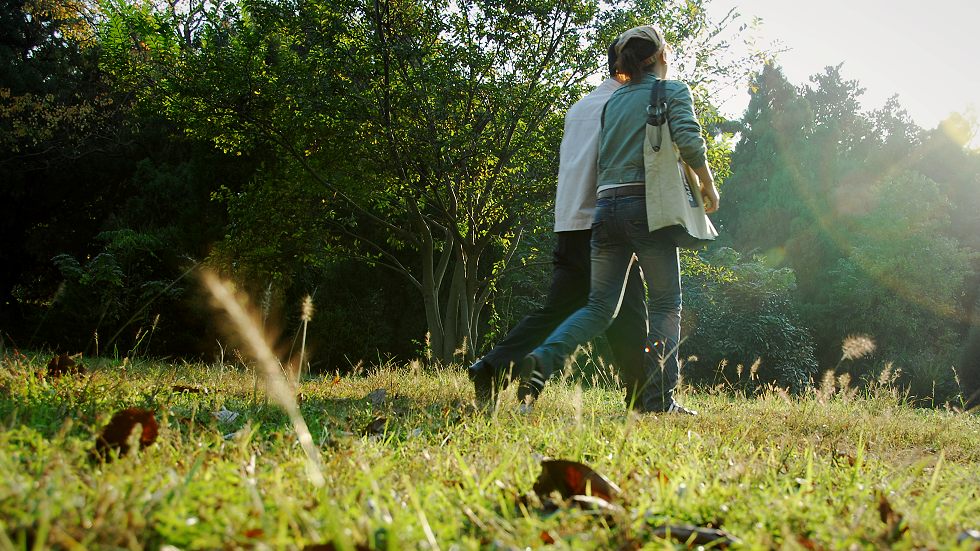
left=692, top=164, right=719, bottom=213
left=667, top=81, right=719, bottom=213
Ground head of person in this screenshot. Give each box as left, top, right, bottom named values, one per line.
left=613, top=25, right=670, bottom=82
left=607, top=40, right=618, bottom=77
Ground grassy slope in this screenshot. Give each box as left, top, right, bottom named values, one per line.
left=1, top=353, right=978, bottom=550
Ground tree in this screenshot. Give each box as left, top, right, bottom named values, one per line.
left=718, top=61, right=978, bottom=400
left=100, top=0, right=752, bottom=363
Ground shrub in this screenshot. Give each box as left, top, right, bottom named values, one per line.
left=683, top=248, right=818, bottom=392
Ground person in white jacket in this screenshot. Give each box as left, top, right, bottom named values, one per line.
left=469, top=43, right=649, bottom=411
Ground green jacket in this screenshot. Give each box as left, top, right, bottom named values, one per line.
left=598, top=74, right=707, bottom=188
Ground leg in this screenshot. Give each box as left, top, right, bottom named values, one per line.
left=526, top=202, right=635, bottom=391
left=630, top=229, right=682, bottom=412
left=604, top=255, right=649, bottom=410
left=471, top=231, right=592, bottom=397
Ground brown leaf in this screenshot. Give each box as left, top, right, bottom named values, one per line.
left=331, top=374, right=341, bottom=386
left=243, top=528, right=264, bottom=538
left=876, top=492, right=908, bottom=543
left=363, top=416, right=387, bottom=436
left=532, top=459, right=622, bottom=503
left=796, top=534, right=825, bottom=550
left=834, top=450, right=856, bottom=467
left=540, top=530, right=555, bottom=544
left=46, top=353, right=85, bottom=378
left=303, top=543, right=371, bottom=551
left=93, top=408, right=158, bottom=459
left=649, top=524, right=741, bottom=548
left=877, top=492, right=898, bottom=524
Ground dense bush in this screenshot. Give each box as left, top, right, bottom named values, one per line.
left=683, top=248, right=818, bottom=392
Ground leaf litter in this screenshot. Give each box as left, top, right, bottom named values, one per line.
left=93, top=407, right=158, bottom=460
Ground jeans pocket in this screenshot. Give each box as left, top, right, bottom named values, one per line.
left=590, top=219, right=611, bottom=246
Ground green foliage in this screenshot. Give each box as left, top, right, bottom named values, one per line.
left=96, top=0, right=753, bottom=363
left=824, top=173, right=976, bottom=402
left=718, top=61, right=979, bottom=400
left=684, top=248, right=818, bottom=392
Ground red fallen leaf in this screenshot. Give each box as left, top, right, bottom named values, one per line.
left=363, top=416, right=387, bottom=436
left=303, top=544, right=371, bottom=551
left=540, top=530, right=556, bottom=544
left=94, top=408, right=158, bottom=459
left=46, top=353, right=85, bottom=378
left=244, top=528, right=264, bottom=538
left=532, top=459, right=622, bottom=503
left=649, top=524, right=741, bottom=548
left=796, top=534, right=825, bottom=550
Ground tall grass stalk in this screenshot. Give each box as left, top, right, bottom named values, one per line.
left=202, top=272, right=325, bottom=487
left=298, top=296, right=313, bottom=385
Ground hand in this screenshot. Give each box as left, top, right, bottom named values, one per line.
left=700, top=181, right=719, bottom=213
left=690, top=163, right=719, bottom=213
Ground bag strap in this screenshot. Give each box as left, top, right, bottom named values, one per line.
left=645, top=77, right=668, bottom=151
left=646, top=77, right=667, bottom=126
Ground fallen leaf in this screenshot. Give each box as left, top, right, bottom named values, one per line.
left=94, top=408, right=158, bottom=459
left=331, top=374, right=341, bottom=385
left=876, top=492, right=908, bottom=543
left=796, top=534, right=825, bottom=550
left=243, top=528, right=264, bottom=538
left=363, top=416, right=387, bottom=436
left=649, top=524, right=741, bottom=548
left=46, top=353, right=85, bottom=377
left=532, top=459, right=622, bottom=503
left=303, top=543, right=370, bottom=551
left=540, top=530, right=555, bottom=544
left=834, top=450, right=856, bottom=467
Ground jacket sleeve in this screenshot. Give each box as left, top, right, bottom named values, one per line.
left=666, top=81, right=708, bottom=169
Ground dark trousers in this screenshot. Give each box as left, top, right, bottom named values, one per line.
left=476, top=229, right=649, bottom=408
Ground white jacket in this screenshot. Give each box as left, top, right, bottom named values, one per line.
left=554, top=78, right=623, bottom=232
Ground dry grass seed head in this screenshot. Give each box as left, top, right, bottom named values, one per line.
left=842, top=334, right=876, bottom=361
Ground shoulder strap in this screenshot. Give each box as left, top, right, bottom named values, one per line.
left=646, top=78, right=668, bottom=127
left=646, top=78, right=668, bottom=151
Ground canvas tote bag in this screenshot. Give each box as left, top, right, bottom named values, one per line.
left=642, top=79, right=718, bottom=249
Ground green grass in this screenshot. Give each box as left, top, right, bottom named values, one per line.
left=1, top=352, right=978, bottom=550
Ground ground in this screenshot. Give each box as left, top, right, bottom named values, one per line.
left=1, top=352, right=979, bottom=550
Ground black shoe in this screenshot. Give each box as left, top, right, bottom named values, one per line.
left=469, top=359, right=497, bottom=406
left=516, top=354, right=545, bottom=407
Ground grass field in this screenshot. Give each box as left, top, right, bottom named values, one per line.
left=1, top=351, right=979, bottom=550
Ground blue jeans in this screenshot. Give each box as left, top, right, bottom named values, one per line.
left=530, top=195, right=682, bottom=411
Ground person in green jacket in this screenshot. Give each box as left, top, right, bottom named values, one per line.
left=516, top=25, right=720, bottom=414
